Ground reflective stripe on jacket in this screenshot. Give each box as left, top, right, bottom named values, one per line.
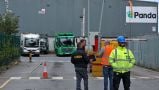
left=109, top=46, right=136, bottom=73
left=101, top=45, right=114, bottom=66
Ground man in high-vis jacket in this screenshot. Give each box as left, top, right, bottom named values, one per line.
left=109, top=36, right=136, bottom=90
left=99, top=41, right=114, bottom=90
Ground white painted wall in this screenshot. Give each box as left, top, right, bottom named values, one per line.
left=48, top=37, right=55, bottom=52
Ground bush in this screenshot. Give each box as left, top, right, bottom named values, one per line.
left=0, top=12, right=19, bottom=35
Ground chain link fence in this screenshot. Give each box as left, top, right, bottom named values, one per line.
left=128, top=35, right=159, bottom=71
left=0, top=33, right=20, bottom=66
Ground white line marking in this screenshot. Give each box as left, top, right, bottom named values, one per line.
left=48, top=61, right=70, bottom=63
left=137, top=77, right=151, bottom=79
left=73, top=77, right=76, bottom=80
left=52, top=77, right=63, bottom=80
left=10, top=77, right=22, bottom=80
left=96, top=77, right=104, bottom=80
left=130, top=77, right=136, bottom=80
left=29, top=77, right=41, bottom=80
left=0, top=78, right=11, bottom=88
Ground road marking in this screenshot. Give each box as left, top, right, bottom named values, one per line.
left=96, top=77, right=104, bottom=80
left=0, top=77, right=23, bottom=88
left=10, top=77, right=22, bottom=80
left=0, top=76, right=157, bottom=84
left=130, top=77, right=136, bottom=80
left=0, top=78, right=11, bottom=88
left=29, top=77, right=41, bottom=80
left=52, top=77, right=63, bottom=80
left=48, top=61, right=70, bottom=63
left=73, top=77, right=76, bottom=80
left=137, top=76, right=151, bottom=79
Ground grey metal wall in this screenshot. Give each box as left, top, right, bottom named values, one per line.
left=0, top=0, right=158, bottom=37
left=128, top=35, right=159, bottom=70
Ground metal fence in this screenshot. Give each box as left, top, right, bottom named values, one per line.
left=0, top=33, right=20, bottom=66
left=128, top=35, right=159, bottom=70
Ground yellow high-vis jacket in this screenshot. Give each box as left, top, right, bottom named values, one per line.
left=109, top=46, right=136, bottom=73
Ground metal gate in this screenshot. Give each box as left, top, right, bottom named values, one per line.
left=0, top=33, right=20, bottom=66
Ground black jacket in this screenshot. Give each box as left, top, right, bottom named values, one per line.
left=71, top=48, right=89, bottom=68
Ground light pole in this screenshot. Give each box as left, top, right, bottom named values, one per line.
left=98, top=0, right=105, bottom=51
left=87, top=0, right=91, bottom=52
left=5, top=0, right=9, bottom=13
left=80, top=8, right=86, bottom=37
left=82, top=8, right=86, bottom=37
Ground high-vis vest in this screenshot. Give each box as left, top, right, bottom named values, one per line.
left=101, top=45, right=114, bottom=66
left=109, top=46, right=136, bottom=73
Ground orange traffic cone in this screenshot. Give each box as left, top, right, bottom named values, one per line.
left=42, top=62, right=48, bottom=79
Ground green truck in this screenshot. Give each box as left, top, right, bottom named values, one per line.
left=54, top=33, right=76, bottom=56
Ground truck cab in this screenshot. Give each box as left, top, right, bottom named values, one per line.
left=54, top=33, right=76, bottom=56
left=40, top=38, right=49, bottom=54
left=20, top=33, right=40, bottom=56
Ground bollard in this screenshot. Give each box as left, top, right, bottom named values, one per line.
left=29, top=50, right=32, bottom=62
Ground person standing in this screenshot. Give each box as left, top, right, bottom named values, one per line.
left=71, top=39, right=89, bottom=90
left=109, top=36, right=136, bottom=90
left=99, top=41, right=114, bottom=90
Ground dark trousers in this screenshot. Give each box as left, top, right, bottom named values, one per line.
left=75, top=68, right=88, bottom=90
left=113, top=71, right=131, bottom=90
left=103, top=66, right=113, bottom=90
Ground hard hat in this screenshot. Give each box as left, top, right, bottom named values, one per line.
left=117, top=36, right=126, bottom=43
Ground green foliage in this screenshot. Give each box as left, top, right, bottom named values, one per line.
left=0, top=33, right=20, bottom=66
left=0, top=12, right=19, bottom=35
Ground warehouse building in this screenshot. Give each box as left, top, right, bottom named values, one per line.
left=0, top=0, right=158, bottom=37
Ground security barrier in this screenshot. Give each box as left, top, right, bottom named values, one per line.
left=91, top=40, right=118, bottom=77
left=91, top=58, right=103, bottom=77
left=0, top=33, right=20, bottom=66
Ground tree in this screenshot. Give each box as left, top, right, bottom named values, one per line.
left=0, top=12, right=19, bottom=35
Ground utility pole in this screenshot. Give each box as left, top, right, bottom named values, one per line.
left=82, top=8, right=85, bottom=37
left=87, top=0, right=91, bottom=52
left=98, top=0, right=105, bottom=51
left=80, top=8, right=86, bottom=37
left=5, top=0, right=9, bottom=13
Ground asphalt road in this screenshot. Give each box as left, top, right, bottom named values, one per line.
left=0, top=54, right=159, bottom=90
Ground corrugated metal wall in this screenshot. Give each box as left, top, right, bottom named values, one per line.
left=128, top=35, right=159, bottom=70
left=0, top=0, right=158, bottom=37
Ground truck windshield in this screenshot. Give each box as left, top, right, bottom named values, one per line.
left=40, top=41, right=46, bottom=46
left=59, top=37, right=74, bottom=46
left=40, top=39, right=46, bottom=46
left=24, top=38, right=39, bottom=47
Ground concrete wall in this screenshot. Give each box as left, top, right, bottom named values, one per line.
left=0, top=0, right=158, bottom=37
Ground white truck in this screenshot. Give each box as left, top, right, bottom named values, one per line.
left=40, top=34, right=49, bottom=54
left=20, top=33, right=40, bottom=56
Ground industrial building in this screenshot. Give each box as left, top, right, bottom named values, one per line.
left=0, top=0, right=158, bottom=37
